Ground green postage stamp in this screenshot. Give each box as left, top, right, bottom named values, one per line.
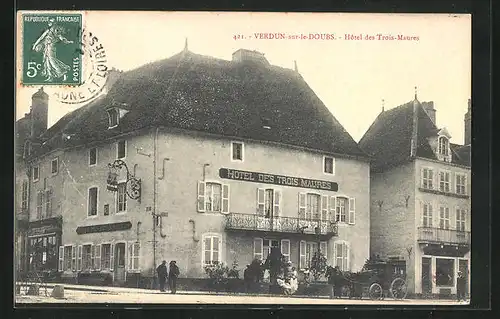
left=21, top=13, right=83, bottom=85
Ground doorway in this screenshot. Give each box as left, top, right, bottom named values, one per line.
left=114, top=243, right=126, bottom=284
left=421, top=257, right=432, bottom=295
left=459, top=259, right=469, bottom=297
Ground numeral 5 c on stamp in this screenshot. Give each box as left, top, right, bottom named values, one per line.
left=22, top=13, right=83, bottom=86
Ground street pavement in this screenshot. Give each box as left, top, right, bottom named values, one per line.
left=14, top=284, right=469, bottom=305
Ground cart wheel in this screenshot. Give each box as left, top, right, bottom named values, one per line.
left=368, top=283, right=383, bottom=300
left=390, top=278, right=408, bottom=300
left=341, top=285, right=351, bottom=298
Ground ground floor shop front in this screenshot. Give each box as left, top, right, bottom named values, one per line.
left=413, top=243, right=470, bottom=298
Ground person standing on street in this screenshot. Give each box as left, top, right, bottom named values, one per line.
left=456, top=271, right=466, bottom=301
left=168, top=260, right=180, bottom=294
left=156, top=260, right=168, bottom=292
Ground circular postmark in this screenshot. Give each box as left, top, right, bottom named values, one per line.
left=52, top=29, right=109, bottom=104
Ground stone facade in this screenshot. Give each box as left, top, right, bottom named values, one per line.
left=34, top=126, right=370, bottom=283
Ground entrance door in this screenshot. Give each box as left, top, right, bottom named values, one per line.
left=114, top=243, right=126, bottom=284
left=421, top=257, right=432, bottom=295
left=459, top=259, right=469, bottom=297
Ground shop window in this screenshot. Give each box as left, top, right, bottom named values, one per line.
left=436, top=258, right=455, bottom=287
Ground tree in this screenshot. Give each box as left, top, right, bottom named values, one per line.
left=310, top=249, right=328, bottom=281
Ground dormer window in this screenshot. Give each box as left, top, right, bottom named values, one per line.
left=438, top=136, right=449, bottom=156
left=107, top=108, right=119, bottom=129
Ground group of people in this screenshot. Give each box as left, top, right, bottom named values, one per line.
left=156, top=260, right=180, bottom=293
left=276, top=260, right=299, bottom=295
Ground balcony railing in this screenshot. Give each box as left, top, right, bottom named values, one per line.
left=417, top=227, right=470, bottom=245
left=225, top=213, right=338, bottom=236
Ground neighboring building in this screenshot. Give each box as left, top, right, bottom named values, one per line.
left=359, top=94, right=471, bottom=298
left=21, top=46, right=371, bottom=286
left=16, top=69, right=123, bottom=278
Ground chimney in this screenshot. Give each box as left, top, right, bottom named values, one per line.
left=30, top=87, right=49, bottom=139
left=421, top=101, right=436, bottom=125
left=464, top=98, right=471, bottom=145
left=232, top=49, right=269, bottom=65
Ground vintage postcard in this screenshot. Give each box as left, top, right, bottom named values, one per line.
left=15, top=11, right=471, bottom=305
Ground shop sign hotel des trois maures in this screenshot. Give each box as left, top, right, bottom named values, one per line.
left=219, top=168, right=338, bottom=192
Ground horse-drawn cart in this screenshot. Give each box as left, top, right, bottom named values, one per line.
left=329, top=258, right=408, bottom=300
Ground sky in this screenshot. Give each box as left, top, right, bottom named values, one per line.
left=16, top=12, right=471, bottom=144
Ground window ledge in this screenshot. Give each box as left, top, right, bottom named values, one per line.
left=418, top=187, right=469, bottom=199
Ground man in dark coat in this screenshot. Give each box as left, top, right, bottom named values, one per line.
left=168, top=260, right=180, bottom=294
left=156, top=260, right=168, bottom=292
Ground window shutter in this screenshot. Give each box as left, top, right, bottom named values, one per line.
left=71, top=245, right=77, bottom=271
left=348, top=197, right=356, bottom=225
left=91, top=245, right=95, bottom=270
left=449, top=172, right=455, bottom=194
left=257, top=188, right=265, bottom=215
left=320, top=241, right=328, bottom=259
left=222, top=184, right=230, bottom=214
left=134, top=242, right=140, bottom=271
left=273, top=190, right=281, bottom=217
left=77, top=245, right=83, bottom=271
left=110, top=244, right=115, bottom=271
left=321, top=195, right=328, bottom=221
left=299, top=240, right=306, bottom=269
left=95, top=244, right=101, bottom=270
left=280, top=239, right=290, bottom=261
left=333, top=243, right=338, bottom=268
left=197, top=181, right=206, bottom=212
left=253, top=238, right=263, bottom=261
left=298, top=193, right=306, bottom=219
left=329, top=196, right=336, bottom=222
left=128, top=242, right=133, bottom=270
left=58, top=246, right=64, bottom=271
left=343, top=243, right=349, bottom=271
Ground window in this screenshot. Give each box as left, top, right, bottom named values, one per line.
left=439, top=206, right=450, bottom=229
left=336, top=197, right=348, bottom=223
left=456, top=208, right=466, bottom=231
left=305, top=242, right=318, bottom=268
left=231, top=142, right=244, bottom=161
left=36, top=191, right=50, bottom=220
left=21, top=181, right=28, bottom=211
left=33, top=165, right=39, bottom=182
left=456, top=173, right=467, bottom=195
left=439, top=171, right=451, bottom=193
left=101, top=244, right=111, bottom=270
left=422, top=203, right=433, bottom=227
left=197, top=181, right=229, bottom=213
left=128, top=242, right=140, bottom=272
left=206, top=183, right=221, bottom=212
left=103, top=204, right=110, bottom=216
left=29, top=235, right=57, bottom=271
left=257, top=188, right=281, bottom=217
left=324, top=156, right=335, bottom=175
left=203, top=235, right=221, bottom=265
left=117, top=140, right=126, bottom=159
left=334, top=241, right=350, bottom=271
left=80, top=245, right=92, bottom=271
left=89, top=148, right=97, bottom=166
left=281, top=239, right=290, bottom=262
left=117, top=182, right=127, bottom=213
left=306, top=194, right=320, bottom=220
left=263, top=239, right=280, bottom=261
left=88, top=187, right=98, bottom=216
left=107, top=108, right=119, bottom=128
left=438, top=136, right=449, bottom=156
left=253, top=238, right=263, bottom=261
left=422, top=168, right=434, bottom=189
left=436, top=258, right=454, bottom=286
left=63, top=246, right=73, bottom=271
left=51, top=158, right=59, bottom=175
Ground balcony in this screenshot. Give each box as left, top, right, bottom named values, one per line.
left=417, top=227, right=470, bottom=246
left=225, top=213, right=338, bottom=237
